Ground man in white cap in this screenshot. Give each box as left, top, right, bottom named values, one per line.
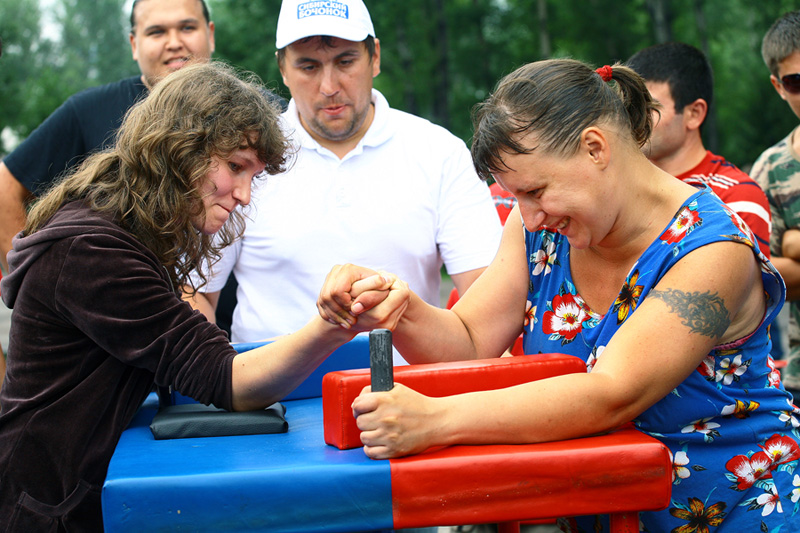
left=185, top=0, right=502, bottom=364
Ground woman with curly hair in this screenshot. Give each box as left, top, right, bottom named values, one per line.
left=0, top=62, right=357, bottom=530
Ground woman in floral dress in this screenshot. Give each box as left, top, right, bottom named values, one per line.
left=317, top=59, right=800, bottom=531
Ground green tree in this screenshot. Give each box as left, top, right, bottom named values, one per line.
left=371, top=0, right=444, bottom=122
left=4, top=0, right=800, bottom=170
left=0, top=0, right=52, bottom=153
left=0, top=0, right=135, bottom=155
left=207, top=0, right=286, bottom=98
left=56, top=0, right=134, bottom=88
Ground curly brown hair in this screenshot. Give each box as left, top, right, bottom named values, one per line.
left=25, top=61, right=289, bottom=291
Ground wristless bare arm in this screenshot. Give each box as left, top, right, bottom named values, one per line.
left=0, top=163, right=33, bottom=272
left=230, top=315, right=356, bottom=411
left=181, top=287, right=219, bottom=323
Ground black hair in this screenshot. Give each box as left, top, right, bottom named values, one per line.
left=130, top=0, right=211, bottom=33
left=275, top=35, right=376, bottom=65
left=626, top=42, right=713, bottom=115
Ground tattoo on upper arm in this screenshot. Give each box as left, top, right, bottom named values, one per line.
left=648, top=288, right=730, bottom=339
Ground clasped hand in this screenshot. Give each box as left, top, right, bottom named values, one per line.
left=316, top=263, right=409, bottom=331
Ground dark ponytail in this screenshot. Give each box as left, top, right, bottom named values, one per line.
left=598, top=64, right=659, bottom=149
left=471, top=58, right=658, bottom=181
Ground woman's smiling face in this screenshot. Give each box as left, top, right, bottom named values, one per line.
left=492, top=132, right=616, bottom=250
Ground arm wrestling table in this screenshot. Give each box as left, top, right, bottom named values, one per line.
left=102, top=349, right=672, bottom=532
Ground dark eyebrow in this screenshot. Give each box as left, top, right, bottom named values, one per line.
left=335, top=48, right=360, bottom=58
left=293, top=56, right=320, bottom=65
left=293, top=48, right=362, bottom=66
left=142, top=17, right=201, bottom=32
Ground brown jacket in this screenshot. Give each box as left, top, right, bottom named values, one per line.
left=0, top=201, right=235, bottom=531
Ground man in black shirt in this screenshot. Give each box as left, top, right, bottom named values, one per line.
left=0, top=0, right=216, bottom=272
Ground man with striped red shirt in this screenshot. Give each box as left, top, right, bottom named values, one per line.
left=627, top=42, right=771, bottom=257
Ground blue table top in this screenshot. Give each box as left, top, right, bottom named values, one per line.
left=103, top=394, right=393, bottom=532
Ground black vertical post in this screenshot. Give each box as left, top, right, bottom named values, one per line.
left=369, top=329, right=394, bottom=391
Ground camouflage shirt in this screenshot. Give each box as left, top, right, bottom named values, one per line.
left=752, top=125, right=800, bottom=387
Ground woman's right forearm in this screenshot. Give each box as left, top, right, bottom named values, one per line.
left=0, top=163, right=33, bottom=271
left=389, top=292, right=482, bottom=364
left=181, top=287, right=219, bottom=323
left=771, top=256, right=800, bottom=301
left=231, top=315, right=356, bottom=410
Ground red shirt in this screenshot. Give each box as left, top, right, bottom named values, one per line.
left=489, top=182, right=517, bottom=225
left=676, top=151, right=771, bottom=259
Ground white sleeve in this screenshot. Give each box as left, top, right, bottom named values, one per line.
left=189, top=233, right=242, bottom=294
left=436, top=137, right=503, bottom=274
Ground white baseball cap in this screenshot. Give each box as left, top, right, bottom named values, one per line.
left=275, top=0, right=376, bottom=49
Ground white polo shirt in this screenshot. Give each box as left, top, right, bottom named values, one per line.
left=198, top=89, right=502, bottom=359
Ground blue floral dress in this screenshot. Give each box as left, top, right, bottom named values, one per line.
left=521, top=188, right=800, bottom=532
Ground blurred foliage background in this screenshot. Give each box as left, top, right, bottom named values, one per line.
left=1, top=0, right=799, bottom=170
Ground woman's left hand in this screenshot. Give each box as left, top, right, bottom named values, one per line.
left=317, top=264, right=388, bottom=326
left=317, top=264, right=410, bottom=331
left=352, top=384, right=440, bottom=459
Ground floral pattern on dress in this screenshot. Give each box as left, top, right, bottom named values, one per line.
left=531, top=233, right=558, bottom=276
left=767, top=357, right=782, bottom=388
left=661, top=201, right=702, bottom=246
left=521, top=188, right=799, bottom=531
left=761, top=434, right=800, bottom=471
left=715, top=352, right=751, bottom=387
left=671, top=447, right=696, bottom=485
left=696, top=354, right=716, bottom=381
left=721, top=399, right=760, bottom=419
left=612, top=268, right=644, bottom=324
left=585, top=345, right=604, bottom=372
left=725, top=451, right=775, bottom=491
left=524, top=300, right=537, bottom=332
left=776, top=400, right=800, bottom=431
left=541, top=290, right=591, bottom=345
left=725, top=434, right=800, bottom=520
left=741, top=483, right=782, bottom=517
left=681, top=418, right=722, bottom=443
left=669, top=495, right=727, bottom=533
left=722, top=205, right=758, bottom=252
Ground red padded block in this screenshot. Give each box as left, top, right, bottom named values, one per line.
left=509, top=334, right=525, bottom=355
left=390, top=425, right=672, bottom=529
left=322, top=353, right=586, bottom=450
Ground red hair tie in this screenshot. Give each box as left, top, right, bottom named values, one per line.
left=596, top=65, right=613, bottom=82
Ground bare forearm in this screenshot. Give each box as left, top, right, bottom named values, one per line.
left=358, top=370, right=637, bottom=459
left=450, top=267, right=486, bottom=297
left=771, top=256, right=800, bottom=300
left=390, top=292, right=485, bottom=364
left=393, top=265, right=526, bottom=363
left=436, top=372, right=631, bottom=447
left=230, top=315, right=355, bottom=410
left=0, top=163, right=32, bottom=271
left=181, top=287, right=218, bottom=323
left=781, top=229, right=800, bottom=260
